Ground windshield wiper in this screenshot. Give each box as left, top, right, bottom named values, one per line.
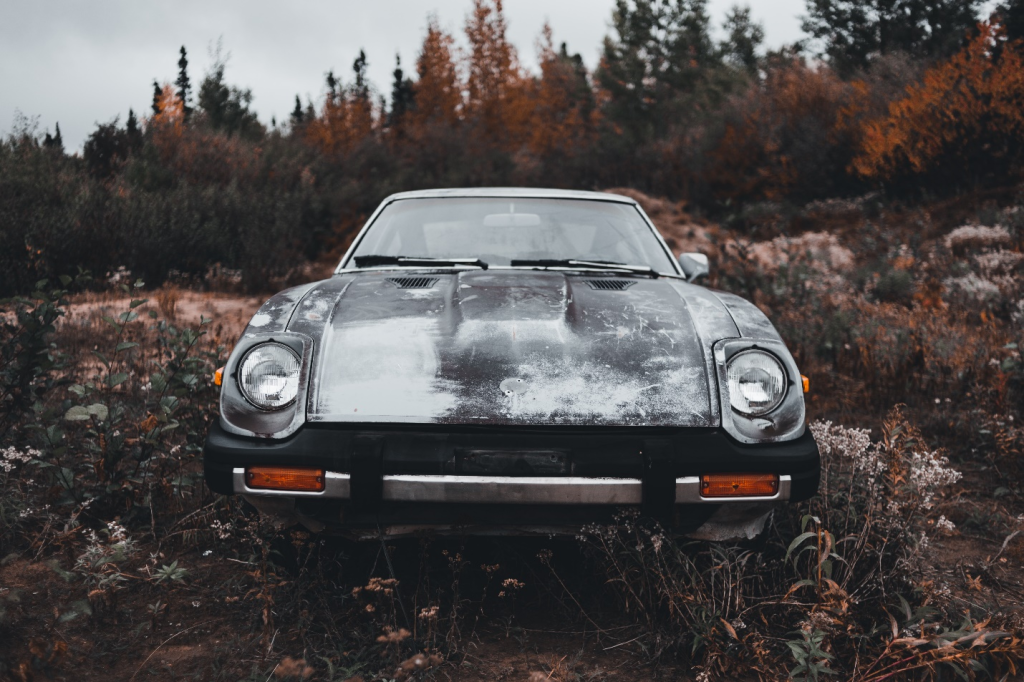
left=509, top=259, right=672, bottom=278
left=353, top=255, right=489, bottom=270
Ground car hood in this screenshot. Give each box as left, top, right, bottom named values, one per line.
left=265, top=270, right=745, bottom=427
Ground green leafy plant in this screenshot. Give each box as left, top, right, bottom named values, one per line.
left=787, top=628, right=835, bottom=681
left=153, top=560, right=188, bottom=584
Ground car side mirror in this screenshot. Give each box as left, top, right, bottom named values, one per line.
left=677, top=252, right=709, bottom=282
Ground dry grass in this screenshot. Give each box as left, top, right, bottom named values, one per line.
left=2, top=189, right=1024, bottom=680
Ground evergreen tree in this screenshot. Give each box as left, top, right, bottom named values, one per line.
left=412, top=17, right=462, bottom=130
left=326, top=70, right=339, bottom=103
left=352, top=49, right=370, bottom=102
left=176, top=45, right=192, bottom=119
left=597, top=0, right=720, bottom=143
left=152, top=80, right=162, bottom=115
left=290, top=95, right=305, bottom=127
left=126, top=108, right=142, bottom=150
left=998, top=0, right=1024, bottom=42
left=84, top=117, right=129, bottom=179
left=464, top=0, right=524, bottom=142
left=389, top=54, right=415, bottom=127
left=197, top=52, right=261, bottom=138
left=802, top=0, right=983, bottom=75
left=721, top=5, right=765, bottom=75
left=42, top=123, right=63, bottom=153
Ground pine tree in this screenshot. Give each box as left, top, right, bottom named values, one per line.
left=412, top=17, right=462, bottom=131
left=42, top=123, right=64, bottom=153
left=126, top=108, right=142, bottom=150
left=389, top=54, right=415, bottom=127
left=597, top=0, right=720, bottom=143
left=197, top=52, right=261, bottom=138
left=84, top=117, right=129, bottom=179
left=152, top=80, right=163, bottom=116
left=352, top=50, right=370, bottom=102
left=529, top=26, right=598, bottom=164
left=326, top=70, right=339, bottom=104
left=291, top=95, right=305, bottom=127
left=721, top=5, right=764, bottom=75
left=176, top=45, right=192, bottom=119
left=802, top=0, right=983, bottom=75
left=464, top=0, right=527, bottom=144
left=999, top=0, right=1024, bottom=41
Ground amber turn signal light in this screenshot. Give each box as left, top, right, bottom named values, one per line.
left=245, top=467, right=325, bottom=492
left=700, top=473, right=779, bottom=498
left=214, top=367, right=224, bottom=386
left=801, top=375, right=809, bottom=393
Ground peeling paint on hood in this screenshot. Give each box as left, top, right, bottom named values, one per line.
left=284, top=270, right=737, bottom=427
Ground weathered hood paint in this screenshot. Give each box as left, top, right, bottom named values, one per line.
left=239, top=270, right=760, bottom=427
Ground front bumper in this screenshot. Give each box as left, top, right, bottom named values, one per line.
left=204, top=421, right=819, bottom=535
left=230, top=469, right=793, bottom=505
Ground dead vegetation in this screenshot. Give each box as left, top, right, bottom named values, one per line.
left=2, top=188, right=1024, bottom=681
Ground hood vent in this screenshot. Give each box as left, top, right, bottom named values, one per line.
left=582, top=279, right=636, bottom=291
left=387, top=276, right=439, bottom=289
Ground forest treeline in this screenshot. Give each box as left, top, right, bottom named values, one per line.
left=3, top=0, right=1024, bottom=295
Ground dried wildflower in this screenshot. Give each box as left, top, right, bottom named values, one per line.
left=944, top=224, right=1011, bottom=252
left=975, top=249, right=1024, bottom=275
left=209, top=520, right=233, bottom=540
left=376, top=627, right=411, bottom=643
left=274, top=656, right=314, bottom=679
left=943, top=272, right=1002, bottom=304
left=1, top=446, right=40, bottom=473
left=393, top=652, right=443, bottom=680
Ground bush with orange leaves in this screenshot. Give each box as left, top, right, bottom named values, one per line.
left=706, top=59, right=866, bottom=204
left=854, top=22, right=1024, bottom=188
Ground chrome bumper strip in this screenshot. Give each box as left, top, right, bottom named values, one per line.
left=381, top=475, right=643, bottom=505
left=234, top=469, right=790, bottom=505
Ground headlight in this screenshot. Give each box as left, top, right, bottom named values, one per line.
left=238, top=343, right=301, bottom=410
left=726, top=349, right=787, bottom=416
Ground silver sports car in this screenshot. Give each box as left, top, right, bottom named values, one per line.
left=204, top=188, right=819, bottom=540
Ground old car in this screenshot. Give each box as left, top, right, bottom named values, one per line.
left=203, top=188, right=819, bottom=540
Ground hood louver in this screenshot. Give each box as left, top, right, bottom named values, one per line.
left=387, top=277, right=439, bottom=289
left=582, top=279, right=637, bottom=291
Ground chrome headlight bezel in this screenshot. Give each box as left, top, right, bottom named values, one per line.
left=726, top=349, right=787, bottom=417
left=218, top=332, right=312, bottom=440
left=714, top=338, right=805, bottom=444
left=237, top=342, right=302, bottom=411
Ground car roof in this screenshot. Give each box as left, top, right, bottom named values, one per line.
left=381, top=187, right=638, bottom=204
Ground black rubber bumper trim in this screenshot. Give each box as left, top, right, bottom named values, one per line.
left=350, top=435, right=384, bottom=511
left=204, top=421, right=820, bottom=501
left=642, top=438, right=675, bottom=525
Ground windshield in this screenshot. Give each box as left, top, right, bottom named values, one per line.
left=346, top=197, right=678, bottom=272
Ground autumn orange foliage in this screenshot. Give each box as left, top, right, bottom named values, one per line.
left=302, top=0, right=598, bottom=172
left=410, top=18, right=462, bottom=133
left=152, top=84, right=185, bottom=131
left=463, top=0, right=530, bottom=150
left=305, top=88, right=374, bottom=157
left=707, top=61, right=861, bottom=202
left=853, top=22, right=1024, bottom=184
left=527, top=24, right=599, bottom=159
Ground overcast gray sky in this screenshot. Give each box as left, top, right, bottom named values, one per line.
left=1, top=0, right=810, bottom=152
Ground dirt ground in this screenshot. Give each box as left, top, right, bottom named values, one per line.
left=6, top=269, right=1024, bottom=681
